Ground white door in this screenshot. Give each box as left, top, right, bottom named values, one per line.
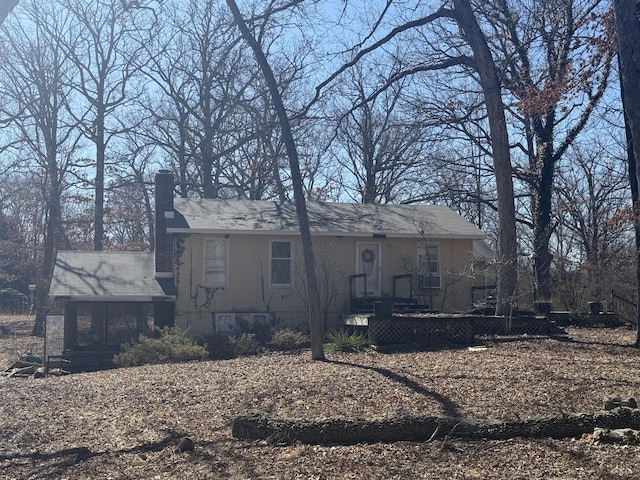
left=356, top=243, right=381, bottom=297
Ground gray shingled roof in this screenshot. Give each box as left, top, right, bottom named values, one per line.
left=49, top=251, right=176, bottom=301
left=169, top=199, right=485, bottom=239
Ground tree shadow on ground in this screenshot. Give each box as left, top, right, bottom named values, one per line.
left=549, top=333, right=638, bottom=349
left=0, top=430, right=230, bottom=480
left=325, top=359, right=462, bottom=417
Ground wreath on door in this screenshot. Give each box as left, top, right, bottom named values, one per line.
left=361, top=248, right=375, bottom=263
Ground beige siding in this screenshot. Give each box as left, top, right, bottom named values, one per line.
left=174, top=233, right=477, bottom=335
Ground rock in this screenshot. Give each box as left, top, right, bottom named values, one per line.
left=591, top=427, right=640, bottom=444
left=175, top=437, right=194, bottom=452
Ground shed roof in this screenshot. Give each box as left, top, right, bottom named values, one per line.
left=0, top=288, right=27, bottom=298
left=169, top=199, right=485, bottom=239
left=49, top=251, right=176, bottom=302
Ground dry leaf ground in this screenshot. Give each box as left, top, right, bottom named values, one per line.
left=1, top=314, right=640, bottom=479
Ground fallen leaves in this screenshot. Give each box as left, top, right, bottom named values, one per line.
left=2, top=318, right=640, bottom=479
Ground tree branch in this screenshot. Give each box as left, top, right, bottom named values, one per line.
left=301, top=6, right=456, bottom=117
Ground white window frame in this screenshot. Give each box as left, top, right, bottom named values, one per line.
left=417, top=241, right=441, bottom=289
left=203, top=237, right=228, bottom=288
left=270, top=239, right=293, bottom=287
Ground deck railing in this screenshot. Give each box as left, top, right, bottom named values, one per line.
left=392, top=273, right=414, bottom=299
left=349, top=273, right=415, bottom=299
left=611, top=290, right=637, bottom=325
left=349, top=273, right=368, bottom=299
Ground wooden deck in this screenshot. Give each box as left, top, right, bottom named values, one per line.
left=345, top=313, right=564, bottom=348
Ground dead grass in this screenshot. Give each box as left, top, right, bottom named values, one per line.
left=1, top=314, right=640, bottom=479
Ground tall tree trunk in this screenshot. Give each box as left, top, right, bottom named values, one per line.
left=94, top=107, right=105, bottom=251
left=613, top=0, right=640, bottom=346
left=453, top=0, right=518, bottom=315
left=226, top=0, right=325, bottom=360
left=33, top=167, right=62, bottom=336
left=627, top=117, right=640, bottom=347
left=532, top=148, right=556, bottom=302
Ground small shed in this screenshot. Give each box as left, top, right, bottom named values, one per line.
left=0, top=288, right=28, bottom=313
left=48, top=251, right=176, bottom=371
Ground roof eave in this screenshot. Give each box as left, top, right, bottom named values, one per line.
left=167, top=227, right=485, bottom=239
left=50, top=295, right=175, bottom=302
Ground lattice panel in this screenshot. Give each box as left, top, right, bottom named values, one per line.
left=369, top=318, right=474, bottom=346
left=447, top=320, right=475, bottom=343
left=474, top=317, right=554, bottom=336
left=368, top=315, right=559, bottom=347
left=473, top=318, right=512, bottom=336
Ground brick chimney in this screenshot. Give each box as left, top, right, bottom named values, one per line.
left=154, top=170, right=174, bottom=277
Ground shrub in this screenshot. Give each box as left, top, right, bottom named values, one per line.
left=248, top=321, right=274, bottom=344
left=113, top=327, right=208, bottom=367
left=230, top=333, right=262, bottom=357
left=325, top=328, right=368, bottom=353
left=205, top=333, right=235, bottom=360
left=269, top=328, right=310, bottom=351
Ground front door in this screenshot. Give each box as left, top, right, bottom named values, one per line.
left=356, top=242, right=381, bottom=297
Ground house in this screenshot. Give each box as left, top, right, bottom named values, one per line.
left=48, top=170, right=490, bottom=366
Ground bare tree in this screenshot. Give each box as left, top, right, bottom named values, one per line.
left=106, top=119, right=161, bottom=251
left=140, top=0, right=269, bottom=199
left=0, top=174, right=45, bottom=281
left=451, top=0, right=518, bottom=315
left=59, top=0, right=155, bottom=250
left=485, top=0, right=615, bottom=304
left=556, top=147, right=629, bottom=267
left=298, top=120, right=341, bottom=202
left=228, top=81, right=293, bottom=201
left=330, top=64, right=432, bottom=204
left=226, top=0, right=325, bottom=360
left=0, top=0, right=80, bottom=334
left=553, top=145, right=631, bottom=310
left=0, top=175, right=40, bottom=294
left=612, top=0, right=640, bottom=346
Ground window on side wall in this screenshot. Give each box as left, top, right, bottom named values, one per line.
left=417, top=242, right=440, bottom=289
left=204, top=237, right=228, bottom=287
left=270, top=240, right=292, bottom=287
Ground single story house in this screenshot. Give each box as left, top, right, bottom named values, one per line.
left=48, top=171, right=491, bottom=365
